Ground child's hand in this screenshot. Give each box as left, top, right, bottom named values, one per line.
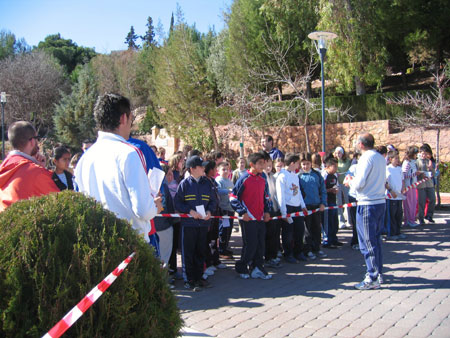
left=204, top=211, right=211, bottom=221
left=189, top=210, right=203, bottom=219
left=242, top=213, right=251, bottom=222
left=391, top=191, right=398, bottom=198
left=302, top=208, right=308, bottom=215
left=319, top=204, right=325, bottom=212
left=263, top=212, right=271, bottom=222
left=154, top=196, right=163, bottom=213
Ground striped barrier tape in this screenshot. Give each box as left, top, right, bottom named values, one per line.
left=386, top=176, right=430, bottom=199
left=43, top=252, right=136, bottom=338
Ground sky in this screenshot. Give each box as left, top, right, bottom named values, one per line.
left=1, top=0, right=232, bottom=53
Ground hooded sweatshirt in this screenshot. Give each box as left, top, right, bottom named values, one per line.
left=0, top=151, right=59, bottom=212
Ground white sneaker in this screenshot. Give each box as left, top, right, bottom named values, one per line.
left=202, top=273, right=209, bottom=280
left=307, top=251, right=317, bottom=260
left=204, top=266, right=215, bottom=276
left=251, top=267, right=272, bottom=280
left=378, top=273, right=384, bottom=284
left=317, top=250, right=327, bottom=258
left=209, top=265, right=218, bottom=271
left=215, top=263, right=227, bottom=269
left=408, top=221, right=419, bottom=228
left=339, top=223, right=346, bottom=229
left=355, top=274, right=380, bottom=290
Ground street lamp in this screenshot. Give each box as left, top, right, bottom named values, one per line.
left=308, top=31, right=337, bottom=153
left=1, top=92, right=7, bottom=160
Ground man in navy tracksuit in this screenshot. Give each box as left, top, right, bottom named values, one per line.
left=174, top=156, right=217, bottom=291
left=230, top=152, right=272, bottom=280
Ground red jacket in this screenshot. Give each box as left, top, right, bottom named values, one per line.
left=0, top=154, right=59, bottom=212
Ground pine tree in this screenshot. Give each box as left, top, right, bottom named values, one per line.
left=169, top=13, right=174, bottom=37
left=141, top=17, right=155, bottom=48
left=125, top=26, right=139, bottom=49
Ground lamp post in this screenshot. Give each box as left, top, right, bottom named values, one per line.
left=308, top=31, right=337, bottom=153
left=1, top=92, right=7, bottom=160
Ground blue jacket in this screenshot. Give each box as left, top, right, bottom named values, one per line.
left=127, top=137, right=161, bottom=173
left=153, top=180, right=175, bottom=232
left=174, top=175, right=217, bottom=227
left=299, top=169, right=327, bottom=206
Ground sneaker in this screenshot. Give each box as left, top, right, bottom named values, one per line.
left=273, top=257, right=281, bottom=264
left=239, top=273, right=250, bottom=279
left=398, top=234, right=407, bottom=239
left=277, top=251, right=283, bottom=258
left=408, top=221, right=419, bottom=228
left=419, top=218, right=425, bottom=225
left=307, top=252, right=317, bottom=260
left=426, top=216, right=435, bottom=223
left=202, top=273, right=209, bottom=280
left=285, top=256, right=298, bottom=264
left=215, top=263, right=227, bottom=269
left=323, top=242, right=337, bottom=249
left=184, top=281, right=202, bottom=292
left=251, top=267, right=272, bottom=280
left=204, top=266, right=215, bottom=276
left=233, top=227, right=239, bottom=233
left=266, top=258, right=282, bottom=268
left=387, top=235, right=399, bottom=241
left=378, top=274, right=384, bottom=284
left=339, top=223, right=346, bottom=229
left=295, top=253, right=308, bottom=261
left=354, top=275, right=380, bottom=290
left=316, top=250, right=327, bottom=258
left=333, top=241, right=344, bottom=247
left=351, top=244, right=360, bottom=250
left=197, top=278, right=212, bottom=288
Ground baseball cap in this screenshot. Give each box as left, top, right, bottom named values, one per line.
left=186, top=155, right=208, bottom=169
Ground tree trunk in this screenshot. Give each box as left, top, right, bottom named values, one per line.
left=277, top=83, right=283, bottom=101
left=306, top=80, right=312, bottom=99
left=304, top=113, right=311, bottom=153
left=354, top=76, right=366, bottom=95
left=208, top=122, right=219, bottom=151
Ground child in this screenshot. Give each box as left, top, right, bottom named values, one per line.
left=52, top=146, right=74, bottom=191
left=174, top=156, right=217, bottom=291
left=230, top=152, right=272, bottom=280
left=299, top=152, right=328, bottom=259
left=276, top=153, right=308, bottom=263
left=232, top=157, right=247, bottom=184
left=274, top=157, right=285, bottom=178
left=215, top=162, right=235, bottom=258
left=322, top=157, right=341, bottom=248
left=385, top=151, right=406, bottom=240
left=416, top=144, right=436, bottom=224
left=402, top=146, right=420, bottom=227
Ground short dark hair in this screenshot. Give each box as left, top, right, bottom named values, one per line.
left=204, top=160, right=216, bottom=175
left=376, top=145, right=387, bottom=155
left=284, top=153, right=300, bottom=166
left=311, top=153, right=322, bottom=167
left=217, top=161, right=229, bottom=170
left=264, top=135, right=274, bottom=144
left=54, top=146, right=70, bottom=160
left=259, top=150, right=271, bottom=161
left=419, top=144, right=432, bottom=154
left=94, top=93, right=131, bottom=132
left=387, top=150, right=399, bottom=160
left=209, top=151, right=223, bottom=161
left=247, top=152, right=265, bottom=165
left=187, top=149, right=202, bottom=158
left=325, top=157, right=338, bottom=167
left=299, top=152, right=312, bottom=162
left=358, top=133, right=375, bottom=149
left=405, top=146, right=418, bottom=158
left=8, top=121, right=36, bottom=150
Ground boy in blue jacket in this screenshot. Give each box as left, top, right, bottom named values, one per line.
left=174, top=156, right=217, bottom=291
left=230, top=152, right=272, bottom=280
left=299, top=152, right=328, bottom=259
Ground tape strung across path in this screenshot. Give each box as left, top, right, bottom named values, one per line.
left=42, top=252, right=135, bottom=338
left=386, top=176, right=430, bottom=199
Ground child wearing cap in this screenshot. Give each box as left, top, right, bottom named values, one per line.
left=230, top=152, right=272, bottom=280
left=174, top=155, right=217, bottom=291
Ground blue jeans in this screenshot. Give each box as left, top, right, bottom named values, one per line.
left=323, top=203, right=338, bottom=245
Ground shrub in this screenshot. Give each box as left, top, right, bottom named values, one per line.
left=0, top=190, right=182, bottom=337
left=438, top=162, right=450, bottom=193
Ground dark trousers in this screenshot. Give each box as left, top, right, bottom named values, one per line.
left=304, top=204, right=322, bottom=253
left=348, top=196, right=358, bottom=245
left=235, top=220, right=266, bottom=274
left=282, top=205, right=305, bottom=257
left=265, top=211, right=281, bottom=260
left=181, top=226, right=208, bottom=282
left=389, top=199, right=403, bottom=236
left=169, top=222, right=180, bottom=272
left=357, top=203, right=385, bottom=280
left=324, top=203, right=338, bottom=244
left=219, top=210, right=234, bottom=253
left=205, top=219, right=220, bottom=267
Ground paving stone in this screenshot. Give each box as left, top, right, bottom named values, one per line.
left=431, top=325, right=450, bottom=336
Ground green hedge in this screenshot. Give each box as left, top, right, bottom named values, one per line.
left=0, top=191, right=182, bottom=337
left=438, top=162, right=450, bottom=193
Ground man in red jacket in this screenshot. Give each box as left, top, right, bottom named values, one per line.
left=0, top=121, right=59, bottom=211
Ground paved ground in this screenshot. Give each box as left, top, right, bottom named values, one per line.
left=175, top=207, right=450, bottom=338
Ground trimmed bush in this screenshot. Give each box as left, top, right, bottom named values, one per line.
left=0, top=190, right=182, bottom=337
left=438, top=162, right=450, bottom=193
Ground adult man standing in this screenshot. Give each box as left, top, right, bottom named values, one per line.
left=347, top=133, right=386, bottom=290
left=261, top=135, right=284, bottom=160
left=75, top=93, right=162, bottom=243
left=0, top=121, right=59, bottom=211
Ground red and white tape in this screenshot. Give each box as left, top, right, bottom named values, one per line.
left=386, top=176, right=430, bottom=199
left=43, top=252, right=135, bottom=338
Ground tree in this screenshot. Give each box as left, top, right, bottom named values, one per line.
left=36, top=33, right=96, bottom=74
left=53, top=64, right=98, bottom=149
left=318, top=0, right=389, bottom=95
left=0, top=30, right=30, bottom=60
left=153, top=22, right=226, bottom=150
left=169, top=12, right=175, bottom=37
left=125, top=26, right=139, bottom=50
left=0, top=50, right=69, bottom=134
left=141, top=16, right=155, bottom=48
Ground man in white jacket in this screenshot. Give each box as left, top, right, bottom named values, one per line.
left=75, top=93, right=162, bottom=243
left=347, top=133, right=386, bottom=290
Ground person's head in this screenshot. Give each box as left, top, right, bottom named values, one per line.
left=204, top=160, right=217, bottom=178
left=274, top=157, right=284, bottom=172
left=260, top=135, right=274, bottom=152
left=7, top=121, right=39, bottom=156
left=237, top=157, right=246, bottom=171
left=419, top=144, right=432, bottom=160
left=217, top=161, right=230, bottom=178
left=209, top=151, right=224, bottom=165
left=187, top=149, right=202, bottom=159
left=82, top=139, right=94, bottom=152
left=182, top=145, right=193, bottom=157
left=259, top=150, right=271, bottom=165
left=94, top=93, right=132, bottom=138
left=186, top=155, right=207, bottom=178
left=150, top=145, right=158, bottom=154
left=405, top=146, right=419, bottom=160
left=69, top=152, right=82, bottom=172
left=387, top=150, right=400, bottom=167
left=311, top=153, right=322, bottom=168
left=356, top=133, right=375, bottom=152
left=53, top=146, right=71, bottom=173
left=300, top=152, right=312, bottom=172
left=284, top=153, right=300, bottom=171
left=161, top=163, right=174, bottom=183
left=158, top=147, right=166, bottom=159
left=169, top=153, right=184, bottom=172
left=264, top=159, right=274, bottom=174
left=387, top=144, right=397, bottom=152
left=247, top=152, right=266, bottom=174
left=334, top=146, right=345, bottom=160
left=325, top=157, right=338, bottom=174
left=376, top=145, right=388, bottom=157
